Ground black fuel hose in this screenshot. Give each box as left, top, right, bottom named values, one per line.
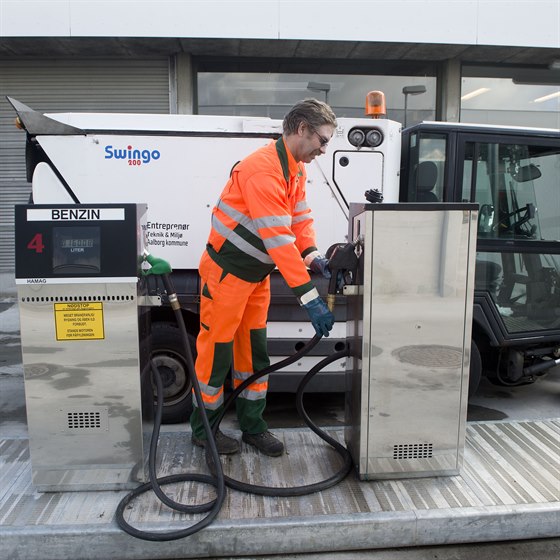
left=115, top=275, right=225, bottom=541
left=212, top=349, right=352, bottom=497
left=115, top=274, right=352, bottom=540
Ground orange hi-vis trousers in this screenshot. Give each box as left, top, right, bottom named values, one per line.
left=190, top=251, right=271, bottom=438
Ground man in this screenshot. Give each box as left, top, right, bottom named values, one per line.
left=190, top=99, right=336, bottom=457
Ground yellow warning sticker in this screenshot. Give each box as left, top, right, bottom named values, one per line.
left=54, top=302, right=105, bottom=341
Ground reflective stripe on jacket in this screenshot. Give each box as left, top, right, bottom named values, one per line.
left=206, top=137, right=317, bottom=297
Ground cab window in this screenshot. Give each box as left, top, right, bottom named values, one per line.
left=462, top=140, right=559, bottom=242
left=463, top=138, right=560, bottom=333
left=406, top=132, right=446, bottom=202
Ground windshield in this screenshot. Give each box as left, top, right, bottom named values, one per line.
left=461, top=138, right=560, bottom=333
left=462, top=141, right=560, bottom=242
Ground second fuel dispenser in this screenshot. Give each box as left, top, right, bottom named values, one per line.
left=15, top=203, right=151, bottom=492
left=345, top=202, right=478, bottom=480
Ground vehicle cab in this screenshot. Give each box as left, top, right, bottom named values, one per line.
left=401, top=122, right=560, bottom=389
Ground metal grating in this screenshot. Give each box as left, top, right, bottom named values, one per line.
left=393, top=442, right=433, bottom=459
left=67, top=412, right=102, bottom=430
left=1, top=420, right=559, bottom=559
left=60, top=407, right=108, bottom=433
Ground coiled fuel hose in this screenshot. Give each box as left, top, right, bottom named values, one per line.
left=115, top=271, right=352, bottom=541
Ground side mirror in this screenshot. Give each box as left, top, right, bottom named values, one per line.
left=512, top=164, right=541, bottom=182
left=478, top=204, right=495, bottom=233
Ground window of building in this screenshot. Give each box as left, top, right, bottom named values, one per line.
left=461, top=66, right=560, bottom=128
left=197, top=72, right=436, bottom=125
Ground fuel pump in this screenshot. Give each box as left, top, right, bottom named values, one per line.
left=15, top=203, right=151, bottom=491
left=13, top=202, right=354, bottom=540
left=14, top=200, right=478, bottom=541
left=345, top=202, right=478, bottom=480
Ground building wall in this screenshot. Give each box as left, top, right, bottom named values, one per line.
left=1, top=0, right=559, bottom=49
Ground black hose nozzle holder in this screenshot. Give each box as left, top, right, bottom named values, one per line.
left=325, top=242, right=359, bottom=310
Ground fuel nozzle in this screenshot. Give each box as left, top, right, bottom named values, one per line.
left=325, top=242, right=359, bottom=311
left=142, top=252, right=172, bottom=275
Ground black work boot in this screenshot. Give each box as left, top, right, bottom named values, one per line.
left=192, top=430, right=240, bottom=455
left=242, top=430, right=284, bottom=457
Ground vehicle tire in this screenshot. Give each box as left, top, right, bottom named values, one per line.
left=468, top=340, right=482, bottom=398
left=150, top=322, right=196, bottom=424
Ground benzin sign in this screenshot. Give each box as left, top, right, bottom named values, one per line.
left=26, top=208, right=125, bottom=221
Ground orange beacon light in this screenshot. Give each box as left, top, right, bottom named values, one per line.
left=365, top=91, right=386, bottom=118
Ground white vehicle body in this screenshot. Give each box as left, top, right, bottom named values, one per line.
left=12, top=97, right=402, bottom=421
left=10, top=98, right=560, bottom=420
left=31, top=110, right=402, bottom=268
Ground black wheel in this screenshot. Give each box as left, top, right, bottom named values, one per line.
left=151, top=322, right=196, bottom=424
left=468, top=340, right=482, bottom=398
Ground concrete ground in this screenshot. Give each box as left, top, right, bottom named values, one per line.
left=1, top=294, right=559, bottom=559
left=215, top=539, right=560, bottom=560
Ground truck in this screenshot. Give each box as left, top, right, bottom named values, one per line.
left=7, top=95, right=560, bottom=423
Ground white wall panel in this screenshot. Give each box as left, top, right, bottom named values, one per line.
left=279, top=0, right=479, bottom=44
left=71, top=0, right=279, bottom=39
left=1, top=0, right=558, bottom=49
left=0, top=0, right=279, bottom=40
left=477, top=0, right=560, bottom=48
left=0, top=0, right=70, bottom=36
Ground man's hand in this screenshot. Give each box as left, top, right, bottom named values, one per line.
left=302, top=296, right=335, bottom=337
left=309, top=256, right=331, bottom=279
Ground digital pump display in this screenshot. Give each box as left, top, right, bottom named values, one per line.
left=53, top=226, right=101, bottom=274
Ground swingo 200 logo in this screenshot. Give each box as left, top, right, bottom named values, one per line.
left=104, top=144, right=161, bottom=166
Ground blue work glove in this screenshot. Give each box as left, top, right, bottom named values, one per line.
left=309, top=256, right=331, bottom=279
left=302, top=296, right=335, bottom=337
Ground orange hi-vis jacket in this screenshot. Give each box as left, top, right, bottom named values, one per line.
left=206, top=137, right=318, bottom=300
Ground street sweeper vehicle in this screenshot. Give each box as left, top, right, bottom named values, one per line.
left=8, top=94, right=560, bottom=424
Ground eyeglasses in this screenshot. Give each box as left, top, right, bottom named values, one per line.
left=311, top=129, right=330, bottom=148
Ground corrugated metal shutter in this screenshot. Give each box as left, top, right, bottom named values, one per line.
left=0, top=58, right=170, bottom=274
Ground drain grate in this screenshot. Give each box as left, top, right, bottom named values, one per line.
left=392, top=345, right=463, bottom=368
